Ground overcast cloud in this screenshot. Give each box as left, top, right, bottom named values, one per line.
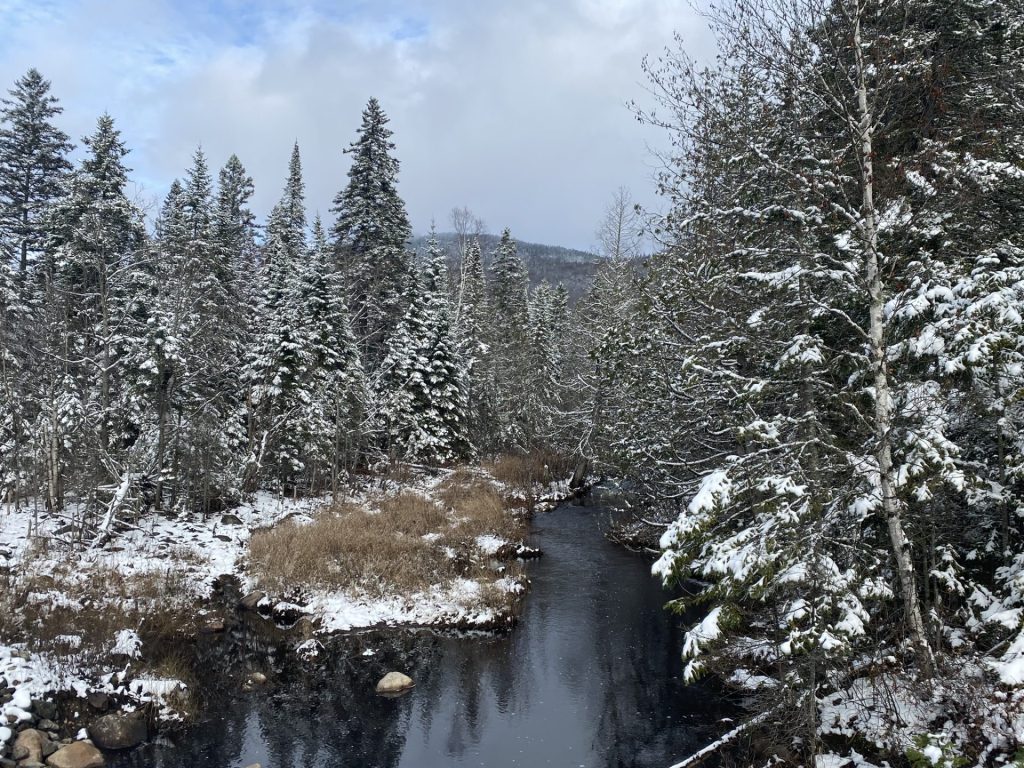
left=0, top=0, right=712, bottom=250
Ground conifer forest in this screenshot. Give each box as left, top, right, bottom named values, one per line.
left=1, top=1, right=1024, bottom=767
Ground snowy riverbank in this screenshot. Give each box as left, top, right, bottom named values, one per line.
left=0, top=464, right=575, bottom=763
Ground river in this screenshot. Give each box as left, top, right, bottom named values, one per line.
left=113, top=490, right=726, bottom=767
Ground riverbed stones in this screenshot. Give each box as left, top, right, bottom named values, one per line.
left=31, top=702, right=56, bottom=722
left=45, top=741, right=104, bottom=768
left=84, top=694, right=109, bottom=713
left=86, top=711, right=147, bottom=750
left=375, top=672, right=414, bottom=694
left=238, top=590, right=266, bottom=611
left=13, top=728, right=45, bottom=762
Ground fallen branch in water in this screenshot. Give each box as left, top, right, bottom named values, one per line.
left=667, top=710, right=771, bottom=768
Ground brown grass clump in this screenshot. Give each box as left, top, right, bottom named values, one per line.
left=484, top=450, right=575, bottom=497
left=437, top=473, right=520, bottom=540
left=249, top=501, right=455, bottom=595
left=377, top=492, right=449, bottom=536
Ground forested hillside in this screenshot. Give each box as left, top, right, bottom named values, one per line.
left=409, top=232, right=600, bottom=302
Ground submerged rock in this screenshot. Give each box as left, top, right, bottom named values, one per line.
left=45, top=741, right=105, bottom=768
left=86, top=711, right=147, bottom=750
left=375, top=672, right=415, bottom=694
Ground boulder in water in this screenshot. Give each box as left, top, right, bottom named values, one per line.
left=375, top=671, right=414, bottom=694
left=87, top=711, right=148, bottom=750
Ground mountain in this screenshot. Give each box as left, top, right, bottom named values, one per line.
left=409, top=232, right=599, bottom=302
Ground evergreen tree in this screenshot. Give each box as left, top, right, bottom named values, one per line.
left=0, top=69, right=73, bottom=275
left=486, top=228, right=533, bottom=448
left=379, top=231, right=469, bottom=464
left=454, top=237, right=493, bottom=449
left=299, top=215, right=367, bottom=493
left=331, top=98, right=412, bottom=365
left=42, top=114, right=146, bottom=509
left=242, top=144, right=310, bottom=492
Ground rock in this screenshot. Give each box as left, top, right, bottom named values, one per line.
left=244, top=764, right=262, bottom=768
left=13, top=728, right=44, bottom=762
left=214, top=534, right=232, bottom=542
left=20, top=762, right=46, bottom=768
left=38, top=719, right=58, bottom=733
left=31, top=702, right=56, bottom=722
left=200, top=617, right=226, bottom=634
left=86, top=711, right=148, bottom=751
left=0, top=758, right=14, bottom=768
left=220, top=513, right=243, bottom=526
left=237, top=590, right=266, bottom=611
left=85, top=694, right=109, bottom=713
left=375, top=671, right=415, bottom=694
left=241, top=672, right=268, bottom=691
left=45, top=742, right=105, bottom=768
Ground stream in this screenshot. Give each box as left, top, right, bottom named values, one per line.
left=113, top=490, right=727, bottom=767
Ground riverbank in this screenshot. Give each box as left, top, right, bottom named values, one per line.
left=0, top=457, right=575, bottom=765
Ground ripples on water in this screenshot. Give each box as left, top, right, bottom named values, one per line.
left=114, top=491, right=726, bottom=768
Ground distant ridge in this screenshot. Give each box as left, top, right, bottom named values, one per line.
left=409, top=231, right=599, bottom=301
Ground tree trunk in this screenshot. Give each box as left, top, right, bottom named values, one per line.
left=854, top=6, right=934, bottom=676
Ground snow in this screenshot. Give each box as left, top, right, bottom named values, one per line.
left=308, top=576, right=520, bottom=633
left=475, top=534, right=508, bottom=555
left=112, top=629, right=142, bottom=658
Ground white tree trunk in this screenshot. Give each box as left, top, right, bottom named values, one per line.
left=853, top=4, right=934, bottom=675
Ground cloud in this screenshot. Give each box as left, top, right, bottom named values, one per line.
left=0, top=0, right=712, bottom=249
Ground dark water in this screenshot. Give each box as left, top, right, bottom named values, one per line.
left=115, top=493, right=725, bottom=768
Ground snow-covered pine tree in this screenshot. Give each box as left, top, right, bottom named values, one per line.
left=137, top=149, right=243, bottom=511
left=42, top=114, right=146, bottom=510
left=242, top=143, right=311, bottom=493
left=298, top=215, right=367, bottom=494
left=0, top=253, right=28, bottom=501
left=215, top=153, right=259, bottom=309
left=453, top=237, right=495, bottom=450
left=331, top=98, right=412, bottom=366
left=0, top=69, right=73, bottom=276
left=486, top=227, right=534, bottom=449
left=378, top=231, right=469, bottom=464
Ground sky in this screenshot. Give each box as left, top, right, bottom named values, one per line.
left=0, top=0, right=712, bottom=251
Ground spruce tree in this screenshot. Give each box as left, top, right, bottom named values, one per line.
left=242, top=144, right=310, bottom=492
left=486, top=228, right=533, bottom=448
left=379, top=232, right=469, bottom=464
left=43, top=114, right=146, bottom=509
left=0, top=69, right=73, bottom=276
left=331, top=98, right=412, bottom=365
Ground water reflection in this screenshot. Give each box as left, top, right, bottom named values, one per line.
left=114, top=495, right=723, bottom=768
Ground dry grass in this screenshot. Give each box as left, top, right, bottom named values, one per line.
left=485, top=450, right=576, bottom=497
left=437, top=472, right=521, bottom=540
left=249, top=471, right=526, bottom=599
left=377, top=492, right=449, bottom=536
left=249, top=500, right=455, bottom=595
left=0, top=561, right=200, bottom=716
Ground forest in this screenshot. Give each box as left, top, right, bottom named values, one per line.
left=2, top=0, right=1024, bottom=766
